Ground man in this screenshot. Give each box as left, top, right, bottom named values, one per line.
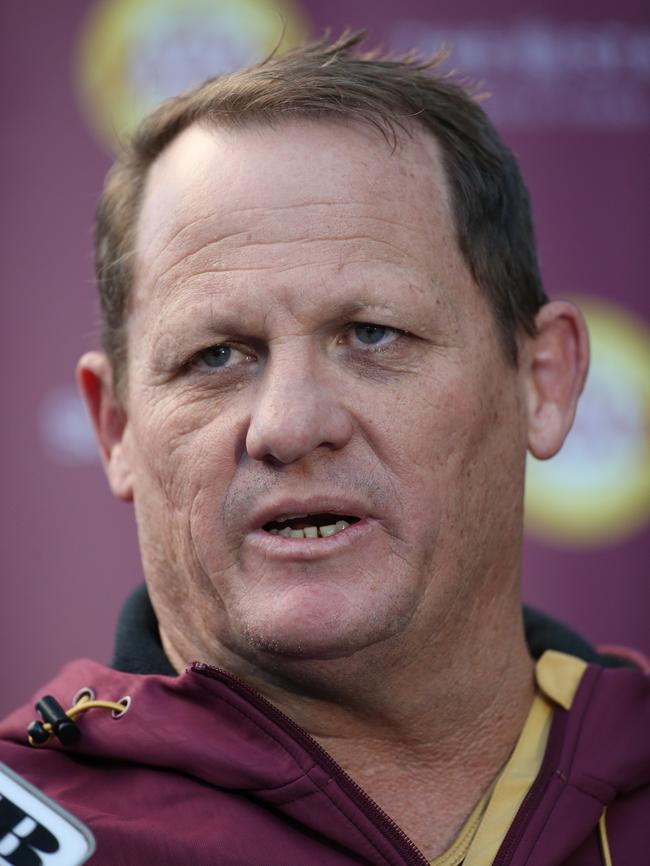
left=1, top=33, right=648, bottom=865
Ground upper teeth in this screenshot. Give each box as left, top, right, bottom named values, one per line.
left=270, top=520, right=350, bottom=539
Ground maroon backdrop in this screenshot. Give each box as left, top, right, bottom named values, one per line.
left=1, top=0, right=648, bottom=717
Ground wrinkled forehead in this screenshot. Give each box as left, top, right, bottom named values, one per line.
left=133, top=117, right=455, bottom=269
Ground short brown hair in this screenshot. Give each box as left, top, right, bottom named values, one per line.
left=95, top=31, right=547, bottom=390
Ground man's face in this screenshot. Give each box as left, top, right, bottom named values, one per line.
left=120, top=120, right=529, bottom=671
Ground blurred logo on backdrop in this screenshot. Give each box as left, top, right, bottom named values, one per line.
left=75, top=0, right=309, bottom=150
left=525, top=299, right=650, bottom=545
left=390, top=19, right=650, bottom=129
left=40, top=385, right=100, bottom=465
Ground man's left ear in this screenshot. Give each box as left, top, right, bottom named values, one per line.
left=523, top=300, right=590, bottom=460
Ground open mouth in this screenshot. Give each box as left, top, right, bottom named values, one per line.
left=262, top=514, right=361, bottom=539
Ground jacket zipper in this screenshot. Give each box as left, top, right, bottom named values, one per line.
left=491, top=706, right=568, bottom=865
left=191, top=662, right=429, bottom=866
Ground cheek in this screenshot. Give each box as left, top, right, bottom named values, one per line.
left=380, top=376, right=474, bottom=475
left=385, top=367, right=522, bottom=523
left=127, top=394, right=240, bottom=522
left=128, top=409, right=244, bottom=605
left=444, top=379, right=527, bottom=556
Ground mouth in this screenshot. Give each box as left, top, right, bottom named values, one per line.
left=262, top=513, right=361, bottom=539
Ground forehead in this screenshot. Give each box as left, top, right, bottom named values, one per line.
left=141, top=117, right=450, bottom=223
left=136, top=118, right=454, bottom=255
left=130, top=118, right=475, bottom=336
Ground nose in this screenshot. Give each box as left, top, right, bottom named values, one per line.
left=245, top=348, right=353, bottom=465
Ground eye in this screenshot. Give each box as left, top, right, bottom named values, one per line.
left=349, top=323, right=401, bottom=347
left=193, top=344, right=253, bottom=371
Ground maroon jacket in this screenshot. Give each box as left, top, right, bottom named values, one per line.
left=1, top=649, right=649, bottom=865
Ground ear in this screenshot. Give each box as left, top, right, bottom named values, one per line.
left=77, top=352, right=134, bottom=501
left=523, top=301, right=590, bottom=460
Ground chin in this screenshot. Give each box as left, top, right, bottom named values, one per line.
left=239, top=612, right=364, bottom=661
left=235, top=592, right=412, bottom=664
left=242, top=628, right=365, bottom=661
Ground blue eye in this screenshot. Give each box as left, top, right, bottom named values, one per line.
left=353, top=324, right=392, bottom=345
left=191, top=344, right=255, bottom=375
left=199, top=346, right=232, bottom=367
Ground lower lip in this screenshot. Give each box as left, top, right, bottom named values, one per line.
left=246, top=518, right=376, bottom=560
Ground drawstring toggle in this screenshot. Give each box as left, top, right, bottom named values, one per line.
left=27, top=689, right=131, bottom=747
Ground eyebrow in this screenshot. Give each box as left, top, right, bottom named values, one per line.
left=331, top=301, right=379, bottom=318
left=164, top=296, right=399, bottom=333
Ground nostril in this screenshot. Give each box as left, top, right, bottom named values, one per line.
left=261, top=453, right=285, bottom=469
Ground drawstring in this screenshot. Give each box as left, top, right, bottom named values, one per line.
left=598, top=807, right=613, bottom=866
left=27, top=689, right=130, bottom=747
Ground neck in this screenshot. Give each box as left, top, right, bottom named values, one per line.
left=284, top=604, right=534, bottom=858
left=261, top=596, right=534, bottom=768
left=162, top=590, right=534, bottom=858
